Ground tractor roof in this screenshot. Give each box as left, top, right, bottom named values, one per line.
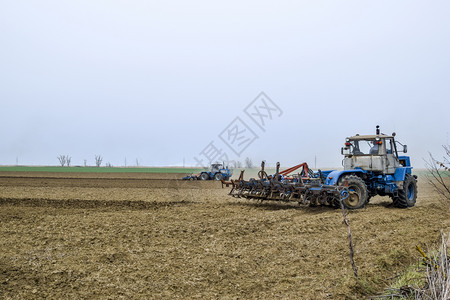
left=348, top=134, right=394, bottom=140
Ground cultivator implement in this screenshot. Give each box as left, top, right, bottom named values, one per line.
left=222, top=161, right=350, bottom=208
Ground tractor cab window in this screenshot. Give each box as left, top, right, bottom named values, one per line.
left=386, top=139, right=393, bottom=154
left=385, top=138, right=399, bottom=157
left=349, top=140, right=378, bottom=155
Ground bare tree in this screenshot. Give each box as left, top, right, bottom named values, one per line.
left=65, top=155, right=71, bottom=167
left=95, top=155, right=103, bottom=167
left=425, top=145, right=450, bottom=201
left=232, top=160, right=243, bottom=168
left=84, top=159, right=87, bottom=167
left=136, top=158, right=139, bottom=167
left=245, top=157, right=254, bottom=168
left=57, top=155, right=66, bottom=167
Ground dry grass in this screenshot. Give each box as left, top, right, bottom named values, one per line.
left=414, top=232, right=450, bottom=299
left=373, top=233, right=449, bottom=300
left=0, top=172, right=448, bottom=299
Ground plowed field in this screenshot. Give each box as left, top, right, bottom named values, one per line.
left=0, top=171, right=448, bottom=299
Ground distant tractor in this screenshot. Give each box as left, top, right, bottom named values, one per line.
left=183, top=163, right=232, bottom=181
left=223, top=126, right=417, bottom=209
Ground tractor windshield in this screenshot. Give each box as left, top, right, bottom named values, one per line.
left=348, top=139, right=379, bottom=155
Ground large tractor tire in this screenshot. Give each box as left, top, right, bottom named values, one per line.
left=339, top=175, right=368, bottom=209
left=214, top=173, right=223, bottom=181
left=200, top=173, right=210, bottom=180
left=393, top=174, right=417, bottom=208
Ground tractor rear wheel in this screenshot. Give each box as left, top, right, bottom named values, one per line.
left=339, top=175, right=368, bottom=209
left=393, top=174, right=417, bottom=208
left=214, top=173, right=223, bottom=181
left=200, top=173, right=209, bottom=180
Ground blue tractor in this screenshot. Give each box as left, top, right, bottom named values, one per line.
left=224, top=126, right=417, bottom=209
left=183, top=163, right=232, bottom=181
left=321, top=125, right=417, bottom=209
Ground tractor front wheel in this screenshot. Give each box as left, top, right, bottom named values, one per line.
left=393, top=174, right=417, bottom=208
left=339, top=175, right=368, bottom=209
left=214, top=173, right=223, bottom=181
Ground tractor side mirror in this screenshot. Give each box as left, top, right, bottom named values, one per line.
left=403, top=145, right=407, bottom=153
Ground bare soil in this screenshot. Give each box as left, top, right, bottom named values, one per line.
left=0, top=172, right=448, bottom=299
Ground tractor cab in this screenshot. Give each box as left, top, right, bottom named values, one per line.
left=341, top=126, right=408, bottom=174
left=211, top=163, right=224, bottom=173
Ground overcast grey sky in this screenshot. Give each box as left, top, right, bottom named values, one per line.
left=1, top=1, right=449, bottom=168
